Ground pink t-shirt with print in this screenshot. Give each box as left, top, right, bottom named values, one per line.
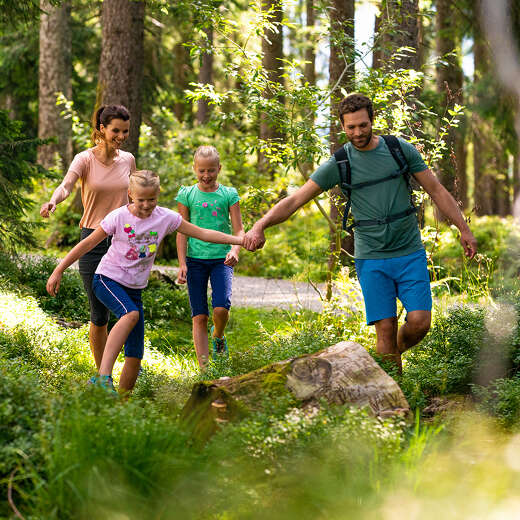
left=96, top=205, right=182, bottom=289
left=67, top=148, right=136, bottom=229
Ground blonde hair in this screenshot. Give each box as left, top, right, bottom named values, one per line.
left=193, top=145, right=220, bottom=164
left=129, top=170, right=160, bottom=191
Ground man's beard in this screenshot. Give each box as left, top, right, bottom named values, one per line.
left=351, top=129, right=372, bottom=149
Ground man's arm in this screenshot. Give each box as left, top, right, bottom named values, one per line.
left=243, top=179, right=323, bottom=251
left=414, top=169, right=477, bottom=259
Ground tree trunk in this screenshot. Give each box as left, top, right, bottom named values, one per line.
left=98, top=0, right=145, bottom=157
left=180, top=341, right=410, bottom=444
left=473, top=26, right=495, bottom=216
left=301, top=0, right=316, bottom=177
left=372, top=9, right=382, bottom=69
left=378, top=0, right=420, bottom=70
left=196, top=25, right=213, bottom=125
left=495, top=154, right=511, bottom=216
left=173, top=38, right=194, bottom=123
left=258, top=0, right=285, bottom=178
left=435, top=0, right=467, bottom=209
left=328, top=0, right=355, bottom=279
left=38, top=0, right=72, bottom=170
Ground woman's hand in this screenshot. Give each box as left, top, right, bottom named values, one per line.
left=40, top=202, right=56, bottom=218
left=46, top=270, right=63, bottom=296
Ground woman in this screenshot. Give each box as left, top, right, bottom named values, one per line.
left=40, top=104, right=136, bottom=369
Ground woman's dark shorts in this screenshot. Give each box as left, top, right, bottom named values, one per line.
left=78, top=227, right=112, bottom=326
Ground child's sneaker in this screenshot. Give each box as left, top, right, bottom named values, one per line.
left=211, top=326, right=229, bottom=359
left=88, top=374, right=117, bottom=395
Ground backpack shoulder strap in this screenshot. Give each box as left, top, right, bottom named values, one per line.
left=381, top=134, right=416, bottom=210
left=333, top=145, right=352, bottom=231
left=381, top=135, right=408, bottom=174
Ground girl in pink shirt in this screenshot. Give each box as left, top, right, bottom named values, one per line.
left=40, top=105, right=135, bottom=372
left=46, top=170, right=243, bottom=394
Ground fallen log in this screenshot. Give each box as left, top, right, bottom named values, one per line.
left=180, top=341, right=410, bottom=443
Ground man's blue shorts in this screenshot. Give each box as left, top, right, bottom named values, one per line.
left=354, top=248, right=432, bottom=325
left=92, top=274, right=145, bottom=359
left=186, top=257, right=233, bottom=317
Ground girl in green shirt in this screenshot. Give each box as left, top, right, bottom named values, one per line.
left=175, top=146, right=244, bottom=368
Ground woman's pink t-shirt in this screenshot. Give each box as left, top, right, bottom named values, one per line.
left=67, top=148, right=136, bottom=229
left=96, top=205, right=183, bottom=289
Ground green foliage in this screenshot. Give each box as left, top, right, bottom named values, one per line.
left=401, top=305, right=486, bottom=408
left=0, top=110, right=53, bottom=251
left=33, top=392, right=200, bottom=518
left=474, top=376, right=520, bottom=429
left=423, top=216, right=518, bottom=297
left=0, top=358, right=46, bottom=481
left=0, top=252, right=89, bottom=322
left=237, top=207, right=329, bottom=280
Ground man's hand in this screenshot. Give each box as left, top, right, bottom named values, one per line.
left=40, top=202, right=56, bottom=218
left=176, top=265, right=187, bottom=284
left=46, top=270, right=62, bottom=296
left=243, top=226, right=266, bottom=251
left=224, top=250, right=239, bottom=267
left=460, top=230, right=477, bottom=259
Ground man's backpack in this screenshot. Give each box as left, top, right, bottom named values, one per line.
left=334, top=135, right=417, bottom=232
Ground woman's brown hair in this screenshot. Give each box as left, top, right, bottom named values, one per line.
left=90, top=105, right=130, bottom=144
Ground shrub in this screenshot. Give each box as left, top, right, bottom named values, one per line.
left=0, top=358, right=46, bottom=519
left=473, top=377, right=520, bottom=429
left=401, top=305, right=486, bottom=408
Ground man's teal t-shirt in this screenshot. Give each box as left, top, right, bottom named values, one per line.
left=310, top=136, right=427, bottom=260
left=175, top=184, right=240, bottom=259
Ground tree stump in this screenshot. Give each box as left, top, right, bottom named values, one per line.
left=180, top=341, right=410, bottom=443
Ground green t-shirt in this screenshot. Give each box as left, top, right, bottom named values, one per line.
left=175, top=184, right=240, bottom=259
left=310, top=136, right=428, bottom=259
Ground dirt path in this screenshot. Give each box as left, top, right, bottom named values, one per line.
left=152, top=265, right=329, bottom=312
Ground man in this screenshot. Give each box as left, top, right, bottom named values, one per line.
left=243, top=93, right=477, bottom=371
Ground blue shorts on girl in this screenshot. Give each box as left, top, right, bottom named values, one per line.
left=354, top=248, right=432, bottom=325
left=186, top=257, right=233, bottom=317
left=92, top=274, right=145, bottom=359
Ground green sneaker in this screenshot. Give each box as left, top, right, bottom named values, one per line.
left=211, top=326, right=229, bottom=359
left=88, top=374, right=117, bottom=395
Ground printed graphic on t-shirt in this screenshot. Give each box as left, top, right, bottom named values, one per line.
left=199, top=200, right=222, bottom=220
left=123, top=223, right=158, bottom=261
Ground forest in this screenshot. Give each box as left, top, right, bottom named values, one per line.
left=3, top=0, right=520, bottom=518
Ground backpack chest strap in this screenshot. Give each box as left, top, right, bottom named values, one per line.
left=347, top=206, right=417, bottom=232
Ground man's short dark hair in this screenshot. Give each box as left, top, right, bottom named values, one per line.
left=338, top=93, right=374, bottom=123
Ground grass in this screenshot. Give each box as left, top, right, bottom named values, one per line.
left=4, top=229, right=520, bottom=518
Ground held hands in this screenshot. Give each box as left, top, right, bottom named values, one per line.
left=243, top=226, right=266, bottom=252
left=460, top=230, right=477, bottom=259
left=46, top=270, right=63, bottom=296
left=40, top=202, right=56, bottom=218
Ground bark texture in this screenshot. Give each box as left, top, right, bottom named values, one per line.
left=180, top=341, right=410, bottom=443
left=435, top=0, right=466, bottom=208
left=173, top=37, right=194, bottom=122
left=329, top=0, right=355, bottom=263
left=38, top=0, right=72, bottom=169
left=377, top=0, right=420, bottom=70
left=258, top=0, right=285, bottom=177
left=98, top=0, right=145, bottom=157
left=196, top=26, right=213, bottom=125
